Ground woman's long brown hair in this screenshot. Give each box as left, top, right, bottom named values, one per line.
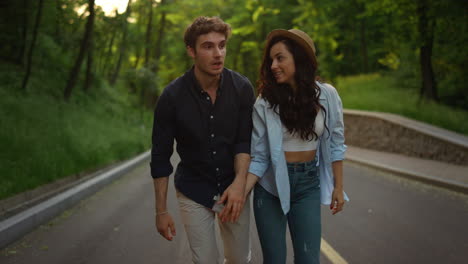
left=258, top=36, right=327, bottom=141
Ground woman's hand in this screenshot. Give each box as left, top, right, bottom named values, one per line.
left=330, top=187, right=345, bottom=215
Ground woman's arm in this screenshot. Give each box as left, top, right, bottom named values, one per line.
left=244, top=172, right=260, bottom=198
left=327, top=84, right=346, bottom=214
left=331, top=160, right=344, bottom=215
left=244, top=99, right=270, bottom=197
left=248, top=101, right=270, bottom=180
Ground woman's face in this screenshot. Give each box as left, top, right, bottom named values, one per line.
left=269, top=41, right=296, bottom=88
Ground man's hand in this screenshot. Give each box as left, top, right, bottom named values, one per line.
left=155, top=213, right=176, bottom=241
left=217, top=179, right=246, bottom=223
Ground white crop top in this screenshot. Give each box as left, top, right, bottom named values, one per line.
left=282, top=110, right=324, bottom=151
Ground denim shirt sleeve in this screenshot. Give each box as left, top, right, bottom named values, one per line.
left=327, top=84, right=347, bottom=161
left=248, top=98, right=270, bottom=178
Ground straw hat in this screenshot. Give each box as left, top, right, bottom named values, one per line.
left=266, top=29, right=316, bottom=62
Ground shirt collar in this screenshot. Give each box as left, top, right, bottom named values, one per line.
left=189, top=66, right=225, bottom=95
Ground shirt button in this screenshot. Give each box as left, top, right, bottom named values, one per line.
left=213, top=151, right=217, bottom=155
left=216, top=168, right=219, bottom=171
left=210, top=115, right=214, bottom=119
left=206, top=96, right=210, bottom=100
left=211, top=134, right=215, bottom=138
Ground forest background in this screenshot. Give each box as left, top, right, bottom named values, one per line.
left=0, top=0, right=467, bottom=200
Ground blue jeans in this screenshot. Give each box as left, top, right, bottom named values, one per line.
left=254, top=160, right=321, bottom=264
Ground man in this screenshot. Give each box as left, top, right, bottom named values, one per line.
left=150, top=16, right=254, bottom=264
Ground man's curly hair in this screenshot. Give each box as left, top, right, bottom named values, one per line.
left=184, top=16, right=231, bottom=50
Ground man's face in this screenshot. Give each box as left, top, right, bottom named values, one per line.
left=188, top=32, right=226, bottom=77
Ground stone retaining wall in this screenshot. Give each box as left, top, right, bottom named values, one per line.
left=344, top=110, right=468, bottom=166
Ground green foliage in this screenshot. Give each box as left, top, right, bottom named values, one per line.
left=0, top=0, right=153, bottom=199
left=378, top=52, right=399, bottom=70
left=0, top=0, right=467, bottom=199
left=337, top=74, right=468, bottom=135
left=364, top=0, right=467, bottom=106
left=0, top=76, right=152, bottom=200
left=431, top=1, right=468, bottom=108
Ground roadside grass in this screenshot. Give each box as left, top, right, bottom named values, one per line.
left=0, top=67, right=152, bottom=200
left=336, top=73, right=468, bottom=136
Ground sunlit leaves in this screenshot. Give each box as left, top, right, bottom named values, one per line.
left=240, top=41, right=259, bottom=53
left=378, top=52, right=400, bottom=70
left=232, top=26, right=256, bottom=36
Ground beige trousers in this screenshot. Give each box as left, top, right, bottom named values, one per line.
left=177, top=191, right=251, bottom=264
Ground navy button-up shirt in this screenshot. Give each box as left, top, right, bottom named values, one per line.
left=150, top=67, right=255, bottom=209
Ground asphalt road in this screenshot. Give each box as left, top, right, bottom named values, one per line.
left=1, top=155, right=467, bottom=264
left=321, top=163, right=468, bottom=264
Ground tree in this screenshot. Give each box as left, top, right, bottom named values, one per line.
left=3, top=0, right=465, bottom=108
left=17, top=0, right=29, bottom=65
left=110, top=0, right=132, bottom=85
left=364, top=0, right=441, bottom=101
left=21, top=0, right=44, bottom=91
left=100, top=12, right=118, bottom=77
left=417, top=0, right=437, bottom=101
left=64, top=0, right=95, bottom=100
left=144, top=0, right=153, bottom=67
left=54, top=0, right=63, bottom=44
left=83, top=33, right=94, bottom=92
left=153, top=0, right=167, bottom=72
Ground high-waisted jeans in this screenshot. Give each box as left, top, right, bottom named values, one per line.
left=254, top=160, right=321, bottom=264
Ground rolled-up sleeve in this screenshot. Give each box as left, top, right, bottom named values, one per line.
left=329, top=86, right=347, bottom=161
left=150, top=88, right=175, bottom=178
left=234, top=81, right=255, bottom=155
left=248, top=101, right=270, bottom=178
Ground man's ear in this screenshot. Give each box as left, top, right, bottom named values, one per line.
left=187, top=46, right=195, bottom=58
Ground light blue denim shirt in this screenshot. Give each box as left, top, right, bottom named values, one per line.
left=248, top=81, right=350, bottom=214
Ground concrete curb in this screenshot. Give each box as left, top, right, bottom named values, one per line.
left=0, top=151, right=151, bottom=249
left=346, top=155, right=468, bottom=194
left=344, top=109, right=468, bottom=149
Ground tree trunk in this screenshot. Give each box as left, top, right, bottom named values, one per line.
left=110, top=0, right=132, bottom=85
left=17, top=0, right=29, bottom=65
left=64, top=0, right=95, bottom=100
left=83, top=34, right=94, bottom=91
left=54, top=0, right=62, bottom=44
left=72, top=8, right=87, bottom=36
left=101, top=24, right=117, bottom=76
left=21, top=0, right=44, bottom=91
left=153, top=0, right=166, bottom=72
left=134, top=47, right=141, bottom=68
left=144, top=0, right=153, bottom=67
left=83, top=2, right=95, bottom=92
left=417, top=0, right=437, bottom=101
left=360, top=19, right=369, bottom=73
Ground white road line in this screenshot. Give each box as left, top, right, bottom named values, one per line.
left=321, top=238, right=348, bottom=264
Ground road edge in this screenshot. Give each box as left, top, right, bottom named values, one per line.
left=346, top=155, right=468, bottom=194
left=0, top=151, right=151, bottom=249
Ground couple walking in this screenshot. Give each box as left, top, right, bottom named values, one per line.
left=150, top=16, right=349, bottom=264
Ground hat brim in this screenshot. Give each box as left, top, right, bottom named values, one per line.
left=266, top=29, right=316, bottom=63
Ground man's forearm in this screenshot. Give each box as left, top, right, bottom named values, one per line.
left=153, top=177, right=169, bottom=213
left=234, top=153, right=251, bottom=183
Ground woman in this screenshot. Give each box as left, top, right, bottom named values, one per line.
left=244, top=29, right=349, bottom=264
